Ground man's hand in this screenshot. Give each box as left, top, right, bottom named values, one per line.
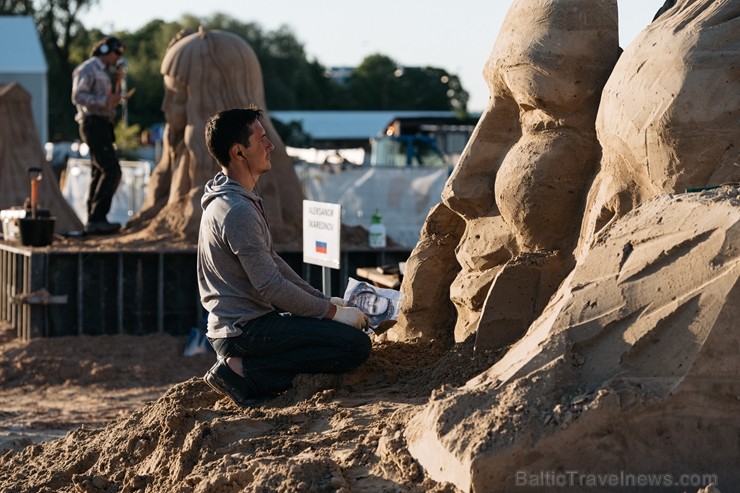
left=107, top=93, right=122, bottom=108
left=330, top=296, right=346, bottom=307
left=332, top=306, right=368, bottom=330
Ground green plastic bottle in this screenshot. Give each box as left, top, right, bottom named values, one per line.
left=368, top=209, right=386, bottom=248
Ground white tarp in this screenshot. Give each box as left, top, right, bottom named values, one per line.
left=61, top=158, right=448, bottom=245
left=286, top=146, right=366, bottom=166
left=62, top=158, right=152, bottom=225
left=296, top=164, right=449, bottom=248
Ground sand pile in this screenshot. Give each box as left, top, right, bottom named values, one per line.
left=0, top=83, right=82, bottom=234
left=0, top=327, right=503, bottom=492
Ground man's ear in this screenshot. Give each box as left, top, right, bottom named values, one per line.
left=229, top=143, right=244, bottom=161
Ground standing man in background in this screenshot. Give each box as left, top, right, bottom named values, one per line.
left=71, top=36, right=125, bottom=234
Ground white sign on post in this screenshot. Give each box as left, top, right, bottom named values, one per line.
left=303, top=200, right=341, bottom=269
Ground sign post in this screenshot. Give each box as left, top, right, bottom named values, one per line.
left=302, top=200, right=341, bottom=296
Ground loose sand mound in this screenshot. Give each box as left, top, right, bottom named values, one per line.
left=0, top=323, right=503, bottom=492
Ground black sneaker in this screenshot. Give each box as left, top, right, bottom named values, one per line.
left=85, top=220, right=121, bottom=234
left=204, top=360, right=265, bottom=408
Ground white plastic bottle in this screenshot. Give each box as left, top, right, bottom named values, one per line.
left=368, top=209, right=387, bottom=248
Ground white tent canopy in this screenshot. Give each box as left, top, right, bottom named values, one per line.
left=0, top=16, right=48, bottom=144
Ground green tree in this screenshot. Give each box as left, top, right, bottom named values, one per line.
left=346, top=53, right=468, bottom=114
left=346, top=54, right=400, bottom=109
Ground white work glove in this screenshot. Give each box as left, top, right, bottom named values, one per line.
left=330, top=296, right=346, bottom=306
left=332, top=305, right=368, bottom=330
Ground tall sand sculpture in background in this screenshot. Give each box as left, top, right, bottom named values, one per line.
left=402, top=0, right=740, bottom=489
left=0, top=83, right=83, bottom=234
left=125, top=28, right=303, bottom=244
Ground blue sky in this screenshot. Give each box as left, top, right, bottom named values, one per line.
left=80, top=0, right=667, bottom=112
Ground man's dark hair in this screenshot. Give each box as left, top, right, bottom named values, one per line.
left=205, top=106, right=263, bottom=168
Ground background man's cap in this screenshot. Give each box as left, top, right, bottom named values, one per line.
left=94, top=36, right=125, bottom=56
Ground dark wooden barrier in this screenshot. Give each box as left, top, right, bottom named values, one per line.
left=0, top=242, right=409, bottom=340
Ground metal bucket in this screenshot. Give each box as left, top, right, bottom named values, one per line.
left=18, top=217, right=55, bottom=247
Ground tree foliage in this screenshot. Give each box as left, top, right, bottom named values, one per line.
left=2, top=5, right=470, bottom=143
left=343, top=54, right=467, bottom=112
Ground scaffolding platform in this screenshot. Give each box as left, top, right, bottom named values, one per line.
left=0, top=241, right=410, bottom=340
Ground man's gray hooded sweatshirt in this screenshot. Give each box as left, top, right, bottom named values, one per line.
left=198, top=172, right=331, bottom=338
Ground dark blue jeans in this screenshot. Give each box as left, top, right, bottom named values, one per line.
left=79, top=115, right=122, bottom=222
left=209, top=311, right=371, bottom=397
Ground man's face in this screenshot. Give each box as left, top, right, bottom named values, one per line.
left=355, top=292, right=389, bottom=316
left=161, top=74, right=187, bottom=138
left=101, top=49, right=123, bottom=68
left=242, top=121, right=274, bottom=175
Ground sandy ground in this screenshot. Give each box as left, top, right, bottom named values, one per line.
left=0, top=322, right=213, bottom=451
left=0, top=320, right=504, bottom=492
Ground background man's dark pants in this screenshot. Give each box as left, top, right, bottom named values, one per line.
left=79, top=115, right=122, bottom=223
left=209, top=311, right=372, bottom=397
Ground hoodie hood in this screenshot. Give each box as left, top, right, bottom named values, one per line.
left=202, top=171, right=261, bottom=210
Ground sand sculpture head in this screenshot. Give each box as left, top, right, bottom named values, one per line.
left=394, top=0, right=738, bottom=348
left=579, top=0, right=740, bottom=251
left=159, top=28, right=265, bottom=193
left=129, top=27, right=302, bottom=242
left=391, top=0, right=621, bottom=345
left=449, top=0, right=619, bottom=251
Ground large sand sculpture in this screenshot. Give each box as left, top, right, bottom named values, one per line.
left=400, top=0, right=740, bottom=490
left=0, top=83, right=83, bottom=234
left=124, top=27, right=303, bottom=245
left=579, top=0, right=739, bottom=253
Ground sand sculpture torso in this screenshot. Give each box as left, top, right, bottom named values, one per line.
left=125, top=28, right=303, bottom=245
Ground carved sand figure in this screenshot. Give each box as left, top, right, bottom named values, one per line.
left=0, top=83, right=83, bottom=234
left=578, top=0, right=740, bottom=252
left=390, top=0, right=621, bottom=349
left=404, top=0, right=740, bottom=489
left=125, top=28, right=303, bottom=244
